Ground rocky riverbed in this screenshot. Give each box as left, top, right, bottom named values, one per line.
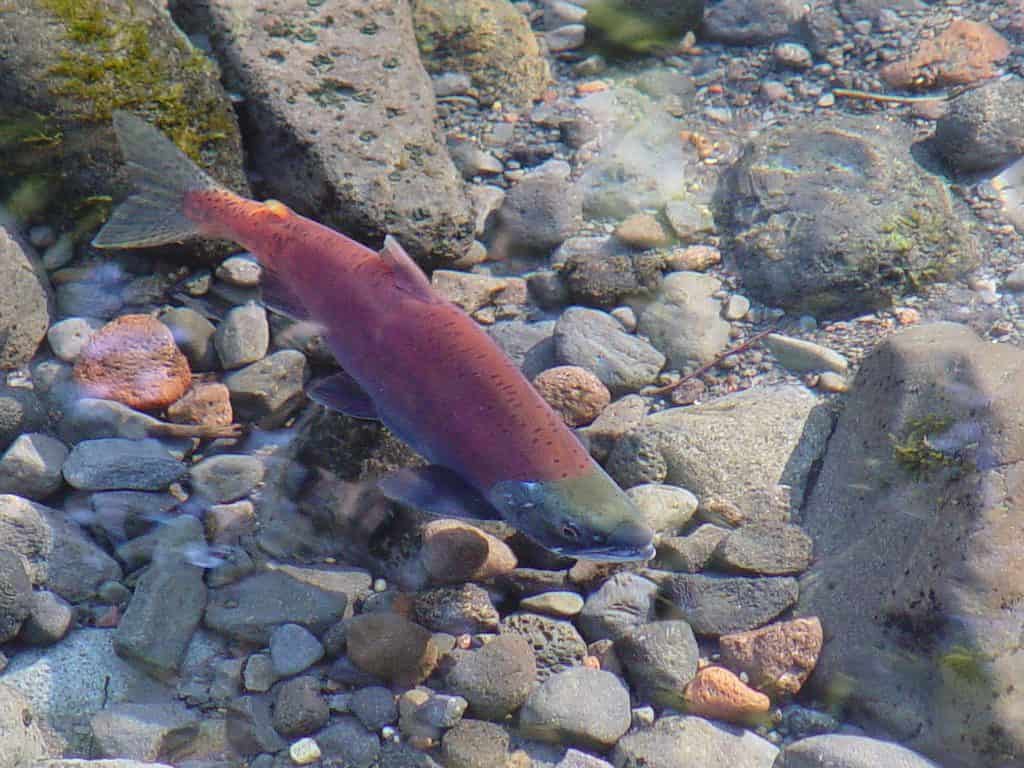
left=1, top=1, right=1023, bottom=767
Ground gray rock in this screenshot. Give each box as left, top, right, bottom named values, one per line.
left=272, top=675, right=328, bottom=738
left=55, top=280, right=124, bottom=319
left=417, top=693, right=467, bottom=729
left=18, top=589, right=73, bottom=646
left=0, top=433, right=67, bottom=500
left=226, top=694, right=287, bottom=755
left=714, top=522, right=813, bottom=575
left=449, top=140, right=503, bottom=178
left=318, top=716, right=380, bottom=768
left=46, top=317, right=103, bottom=362
left=0, top=546, right=32, bottom=643
left=223, top=350, right=308, bottom=429
left=612, top=715, right=778, bottom=767
left=632, top=272, right=731, bottom=371
left=577, top=572, right=658, bottom=643
left=664, top=200, right=715, bottom=242
left=216, top=254, right=262, bottom=287
left=269, top=623, right=325, bottom=677
left=204, top=568, right=349, bottom=645
left=933, top=78, right=1024, bottom=173
left=184, top=0, right=473, bottom=265
left=496, top=160, right=582, bottom=255
left=719, top=116, right=977, bottom=316
left=519, top=667, right=630, bottom=751
left=501, top=612, right=587, bottom=681
left=0, top=385, right=47, bottom=452
left=61, top=398, right=165, bottom=444
left=243, top=653, right=277, bottom=693
left=652, top=524, right=728, bottom=572
left=796, top=323, right=1024, bottom=767
left=0, top=683, right=50, bottom=768
left=445, top=634, right=537, bottom=720
left=0, top=494, right=122, bottom=602
left=615, top=620, right=698, bottom=708
left=63, top=438, right=186, bottom=491
left=546, top=24, right=586, bottom=52
left=488, top=320, right=557, bottom=377
left=214, top=303, right=268, bottom=369
left=0, top=228, right=51, bottom=368
left=114, top=517, right=208, bottom=681
left=763, top=334, right=848, bottom=374
left=90, top=700, right=200, bottom=763
left=703, top=0, right=807, bottom=43
left=442, top=719, right=510, bottom=768
left=656, top=573, right=799, bottom=636
left=86, top=490, right=179, bottom=542
left=626, top=483, right=698, bottom=534
left=608, top=385, right=831, bottom=523
left=351, top=686, right=398, bottom=731
left=413, top=583, right=500, bottom=635
left=774, top=734, right=940, bottom=767
left=157, top=307, right=218, bottom=371
left=554, top=307, right=664, bottom=395
left=558, top=749, right=614, bottom=768
left=579, top=394, right=648, bottom=462
left=3, top=629, right=169, bottom=754
left=189, top=454, right=264, bottom=503
left=779, top=705, right=840, bottom=738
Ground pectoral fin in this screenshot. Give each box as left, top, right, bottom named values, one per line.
left=261, top=269, right=314, bottom=322
left=306, top=372, right=379, bottom=420
left=378, top=465, right=502, bottom=521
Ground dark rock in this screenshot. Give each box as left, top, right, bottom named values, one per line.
left=318, top=716, right=381, bottom=767
left=560, top=246, right=660, bottom=309
left=702, top=0, right=807, bottom=44
left=226, top=695, right=287, bottom=755
left=518, top=667, right=631, bottom=751
left=445, top=634, right=537, bottom=720
left=62, top=438, right=187, bottom=491
left=0, top=547, right=32, bottom=644
left=268, top=623, right=324, bottom=677
left=346, top=612, right=439, bottom=685
left=577, top=571, right=658, bottom=643
left=272, top=675, right=328, bottom=738
left=441, top=718, right=511, bottom=768
left=657, top=573, right=799, bottom=636
left=0, top=433, right=67, bottom=500
left=158, top=306, right=218, bottom=371
left=714, top=522, right=813, bottom=575
left=616, top=620, right=699, bottom=708
left=351, top=685, right=398, bottom=731
left=0, top=385, right=48, bottom=452
left=189, top=454, right=264, bottom=503
left=612, top=714, right=778, bottom=766
left=223, top=350, right=308, bottom=429
left=0, top=228, right=51, bottom=370
left=413, top=583, right=500, bottom=635
left=934, top=78, right=1024, bottom=172
left=501, top=612, right=587, bottom=681
left=494, top=160, right=581, bottom=256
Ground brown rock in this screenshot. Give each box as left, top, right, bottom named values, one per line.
left=665, top=245, right=721, bottom=272
left=167, top=381, right=233, bottom=426
left=346, top=612, right=439, bottom=686
left=532, top=366, right=611, bottom=427
left=881, top=20, right=1010, bottom=90
left=683, top=665, right=770, bottom=724
left=420, top=519, right=517, bottom=585
left=719, top=617, right=823, bottom=697
left=614, top=214, right=670, bottom=249
left=73, top=314, right=191, bottom=410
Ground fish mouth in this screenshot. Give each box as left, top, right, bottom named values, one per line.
left=553, top=542, right=657, bottom=562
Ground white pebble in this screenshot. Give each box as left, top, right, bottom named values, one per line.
left=289, top=737, right=321, bottom=765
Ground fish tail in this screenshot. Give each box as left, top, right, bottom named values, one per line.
left=92, top=111, right=222, bottom=249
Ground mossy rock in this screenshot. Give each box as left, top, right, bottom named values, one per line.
left=411, top=0, right=549, bottom=108
left=585, top=0, right=705, bottom=56
left=0, top=0, right=248, bottom=257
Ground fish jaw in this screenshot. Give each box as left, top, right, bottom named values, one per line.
left=486, top=465, right=655, bottom=561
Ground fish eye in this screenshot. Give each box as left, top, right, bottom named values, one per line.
left=561, top=522, right=581, bottom=540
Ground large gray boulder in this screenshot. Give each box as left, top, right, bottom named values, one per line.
left=0, top=228, right=51, bottom=369
left=797, top=322, right=1024, bottom=768
left=177, top=0, right=473, bottom=266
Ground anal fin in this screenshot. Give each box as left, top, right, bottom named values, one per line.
left=378, top=465, right=502, bottom=521
left=306, top=371, right=379, bottom=420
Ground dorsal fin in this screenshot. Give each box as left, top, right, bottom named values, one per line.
left=380, top=235, right=436, bottom=301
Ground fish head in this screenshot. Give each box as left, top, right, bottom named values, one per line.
left=487, top=467, right=655, bottom=561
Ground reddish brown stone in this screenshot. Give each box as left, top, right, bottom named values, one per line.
left=881, top=20, right=1010, bottom=90
left=420, top=519, right=517, bottom=585
left=683, top=665, right=771, bottom=724
left=346, top=612, right=439, bottom=685
left=167, top=381, right=233, bottom=426
left=73, top=314, right=191, bottom=410
left=532, top=365, right=611, bottom=427
left=719, top=616, right=823, bottom=697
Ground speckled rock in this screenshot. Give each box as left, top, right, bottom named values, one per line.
left=614, top=214, right=670, bottom=249
left=62, top=438, right=186, bottom=491
left=532, top=366, right=611, bottom=427
left=0, top=682, right=49, bottom=768
left=719, top=617, right=822, bottom=697
left=441, top=718, right=510, bottom=768
left=317, top=716, right=381, bottom=768
left=683, top=665, right=771, bottom=724
left=413, top=583, right=500, bottom=635
left=350, top=686, right=397, bottom=731
left=933, top=78, right=1024, bottom=172
left=714, top=522, right=813, bottom=575
left=167, top=382, right=233, bottom=427
left=616, top=620, right=699, bottom=708
left=0, top=546, right=32, bottom=643
left=89, top=699, right=200, bottom=763
left=222, top=349, right=308, bottom=429
left=0, top=227, right=52, bottom=369
left=518, top=667, right=631, bottom=750
left=346, top=613, right=438, bottom=685
left=495, top=160, right=581, bottom=256
left=0, top=385, right=47, bottom=453
left=273, top=676, right=329, bottom=738
left=656, top=573, right=799, bottom=636
left=577, top=572, right=658, bottom=643
left=579, top=394, right=648, bottom=462
left=501, top=612, right=587, bottom=681
left=73, top=315, right=191, bottom=411
left=431, top=271, right=527, bottom=315
left=0, top=433, right=67, bottom=500
left=420, top=519, right=517, bottom=585
left=626, top=483, right=698, bottom=534
left=445, top=634, right=536, bottom=720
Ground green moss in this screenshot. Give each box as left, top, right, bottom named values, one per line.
left=938, top=644, right=990, bottom=687
left=39, top=0, right=233, bottom=163
left=891, top=415, right=957, bottom=478
left=0, top=111, right=62, bottom=150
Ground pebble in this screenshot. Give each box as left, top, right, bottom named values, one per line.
left=449, top=140, right=504, bottom=178
left=719, top=617, right=823, bottom=696
left=616, top=620, right=699, bottom=708
left=577, top=572, right=658, bottom=643
left=502, top=612, right=587, bottom=680
left=417, top=693, right=467, bottom=729
left=189, top=453, right=264, bottom=503
left=467, top=184, right=506, bottom=237
left=318, top=716, right=381, bottom=766
left=610, top=306, right=636, bottom=332
left=0, top=432, right=67, bottom=499
left=63, top=437, right=186, bottom=491
left=544, top=0, right=587, bottom=28
left=578, top=393, right=647, bottom=462
left=351, top=685, right=398, bottom=731
left=73, top=315, right=192, bottom=410
left=779, top=704, right=840, bottom=738
left=215, top=302, right=269, bottom=369
left=18, top=589, right=73, bottom=646
left=270, top=623, right=325, bottom=677
left=244, top=653, right=278, bottom=692
left=665, top=244, right=721, bottom=272
left=774, top=41, right=812, bottom=68
left=274, top=676, right=330, bottom=737
left=613, top=714, right=779, bottom=766
left=683, top=665, right=771, bottom=724
left=724, top=294, right=751, bottom=321
left=223, top=349, right=308, bottom=428
left=497, top=159, right=582, bottom=254
left=420, top=519, right=517, bottom=585
left=413, top=583, right=500, bottom=635
left=519, top=667, right=631, bottom=750
left=532, top=365, right=611, bottom=426
left=444, top=634, right=536, bottom=720
left=775, top=734, right=940, bottom=767
left=614, top=213, right=670, bottom=249
left=216, top=254, right=262, bottom=287
left=714, top=522, right=814, bottom=575
left=657, top=573, right=800, bottom=636
left=653, top=524, right=729, bottom=572
left=546, top=24, right=586, bottom=52
left=764, top=333, right=848, bottom=374
left=46, top=317, right=103, bottom=362
left=815, top=371, right=848, bottom=393
left=158, top=306, right=218, bottom=371
left=519, top=591, right=584, bottom=618
left=664, top=202, right=715, bottom=243
left=442, top=719, right=511, bottom=768
left=346, top=612, right=439, bottom=685
left=289, top=736, right=322, bottom=765
left=431, top=271, right=527, bottom=314
left=433, top=71, right=473, bottom=97
left=167, top=382, right=233, bottom=427
left=626, top=483, right=698, bottom=534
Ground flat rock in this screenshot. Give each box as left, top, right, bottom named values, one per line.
left=0, top=683, right=50, bottom=768
left=501, top=612, right=586, bottom=681
left=189, top=454, right=264, bottom=503
left=774, top=734, right=940, bottom=768
left=714, top=522, right=814, bottom=575
left=223, top=350, right=308, bottom=429
left=63, top=438, right=186, bottom=491
left=577, top=572, right=658, bottom=643
left=519, top=667, right=631, bottom=751
left=616, top=620, right=699, bottom=708
left=90, top=700, right=200, bottom=763
left=655, top=573, right=799, bottom=636
left=612, top=714, right=778, bottom=768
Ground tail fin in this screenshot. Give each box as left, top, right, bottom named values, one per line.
left=92, top=111, right=221, bottom=249
left=993, top=155, right=1024, bottom=233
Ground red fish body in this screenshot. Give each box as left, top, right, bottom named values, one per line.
left=94, top=112, right=654, bottom=560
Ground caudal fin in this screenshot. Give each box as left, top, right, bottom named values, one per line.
left=92, top=111, right=221, bottom=249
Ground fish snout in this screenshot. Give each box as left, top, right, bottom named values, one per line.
left=606, top=520, right=656, bottom=560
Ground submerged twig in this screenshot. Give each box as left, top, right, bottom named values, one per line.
left=832, top=88, right=950, bottom=104
left=648, top=329, right=775, bottom=396
left=145, top=422, right=245, bottom=440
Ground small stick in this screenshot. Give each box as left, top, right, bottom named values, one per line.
left=648, top=329, right=775, bottom=396
left=832, top=88, right=949, bottom=104
left=145, top=422, right=245, bottom=440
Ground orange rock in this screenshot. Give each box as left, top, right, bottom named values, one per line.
left=420, top=519, right=517, bottom=584
left=881, top=20, right=1010, bottom=90
left=167, top=381, right=233, bottom=426
left=718, top=616, right=823, bottom=697
left=73, top=314, right=191, bottom=410
left=665, top=245, right=721, bottom=273
left=683, top=665, right=771, bottom=724
left=532, top=365, right=611, bottom=427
